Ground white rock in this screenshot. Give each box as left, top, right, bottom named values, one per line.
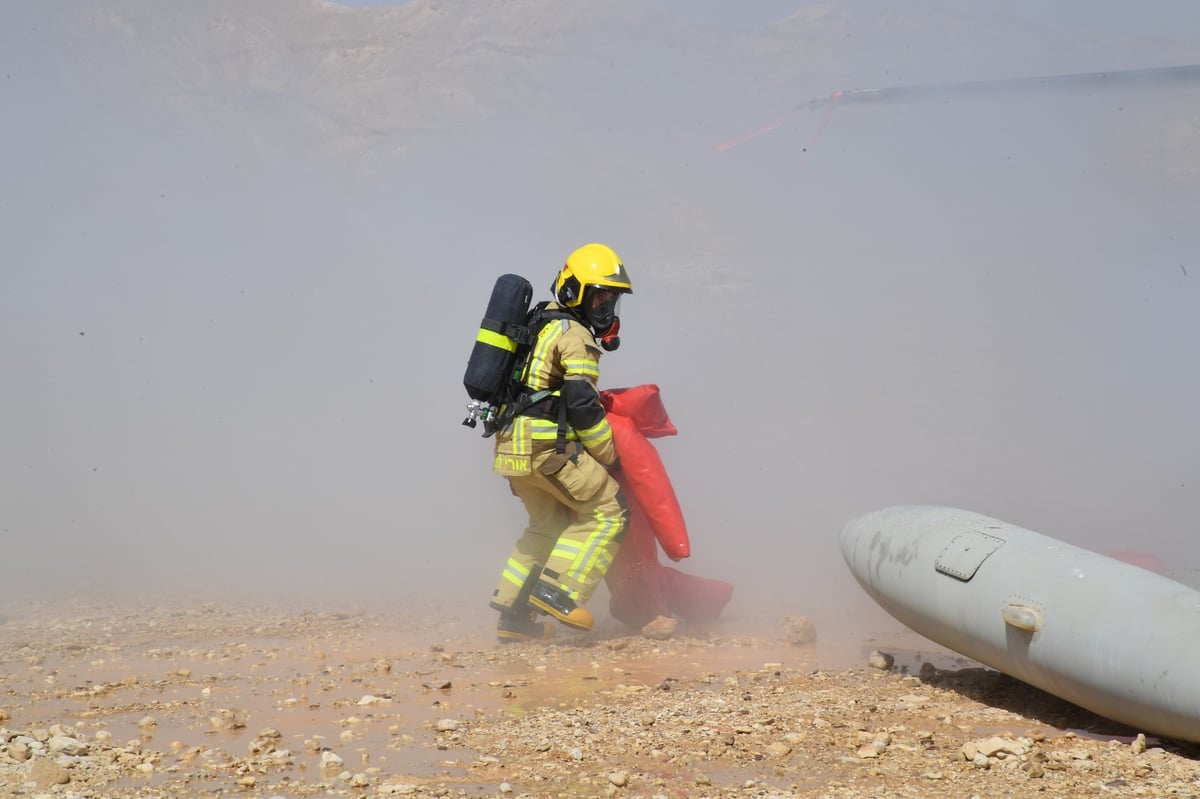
left=358, top=694, right=389, bottom=706
left=47, top=735, right=88, bottom=756
left=320, top=750, right=344, bottom=768
left=968, top=736, right=1028, bottom=758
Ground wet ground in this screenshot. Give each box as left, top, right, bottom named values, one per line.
left=1, top=597, right=1197, bottom=798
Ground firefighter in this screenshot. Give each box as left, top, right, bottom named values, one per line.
left=489, top=243, right=633, bottom=642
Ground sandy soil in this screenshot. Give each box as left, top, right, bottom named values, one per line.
left=1, top=598, right=1197, bottom=798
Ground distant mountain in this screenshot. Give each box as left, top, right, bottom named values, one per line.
left=12, top=1, right=717, bottom=160
left=7, top=0, right=1196, bottom=174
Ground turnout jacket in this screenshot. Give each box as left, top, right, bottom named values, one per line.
left=493, top=304, right=616, bottom=475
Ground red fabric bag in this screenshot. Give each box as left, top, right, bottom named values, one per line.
left=600, top=385, right=733, bottom=629
left=606, top=413, right=690, bottom=560
left=606, top=485, right=734, bottom=629
left=600, top=384, right=677, bottom=438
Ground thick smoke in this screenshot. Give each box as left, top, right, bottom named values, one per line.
left=1, top=2, right=1196, bottom=636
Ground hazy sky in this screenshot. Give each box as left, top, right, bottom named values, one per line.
left=350, top=0, right=1200, bottom=38
left=1, top=2, right=1197, bottom=629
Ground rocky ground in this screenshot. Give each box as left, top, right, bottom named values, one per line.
left=1, top=599, right=1197, bottom=799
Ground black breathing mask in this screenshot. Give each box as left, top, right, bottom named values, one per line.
left=598, top=318, right=621, bottom=351
left=582, top=287, right=623, bottom=351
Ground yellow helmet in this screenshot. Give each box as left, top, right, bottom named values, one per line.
left=553, top=243, right=632, bottom=350
left=553, top=243, right=632, bottom=308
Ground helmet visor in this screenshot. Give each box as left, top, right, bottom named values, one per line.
left=584, top=287, right=623, bottom=333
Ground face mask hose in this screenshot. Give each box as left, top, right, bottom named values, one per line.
left=598, top=318, right=621, bottom=351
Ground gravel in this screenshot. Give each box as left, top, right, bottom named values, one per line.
left=1, top=599, right=1197, bottom=798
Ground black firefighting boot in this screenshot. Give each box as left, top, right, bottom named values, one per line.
left=528, top=570, right=594, bottom=631
left=496, top=609, right=555, bottom=644
left=491, top=567, right=555, bottom=643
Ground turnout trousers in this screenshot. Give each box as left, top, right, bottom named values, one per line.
left=492, top=446, right=628, bottom=611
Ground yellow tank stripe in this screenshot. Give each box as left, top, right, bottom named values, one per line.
left=476, top=328, right=518, bottom=352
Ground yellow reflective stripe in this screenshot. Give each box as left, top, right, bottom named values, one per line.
left=526, top=320, right=567, bottom=390
left=550, top=540, right=582, bottom=559
left=576, top=418, right=612, bottom=446
left=477, top=328, right=518, bottom=352
left=511, top=418, right=532, bottom=454
left=529, top=419, right=578, bottom=440
left=530, top=430, right=579, bottom=441
left=502, top=559, right=533, bottom=590
left=562, top=358, right=599, bottom=379
left=566, top=508, right=620, bottom=585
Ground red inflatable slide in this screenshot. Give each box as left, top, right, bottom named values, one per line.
left=600, top=385, right=734, bottom=630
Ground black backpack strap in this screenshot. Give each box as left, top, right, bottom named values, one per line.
left=483, top=386, right=557, bottom=438
left=484, top=304, right=579, bottom=441
left=531, top=305, right=577, bottom=454
left=479, top=316, right=529, bottom=341
left=555, top=386, right=569, bottom=454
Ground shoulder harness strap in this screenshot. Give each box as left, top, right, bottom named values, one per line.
left=482, top=303, right=579, bottom=438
